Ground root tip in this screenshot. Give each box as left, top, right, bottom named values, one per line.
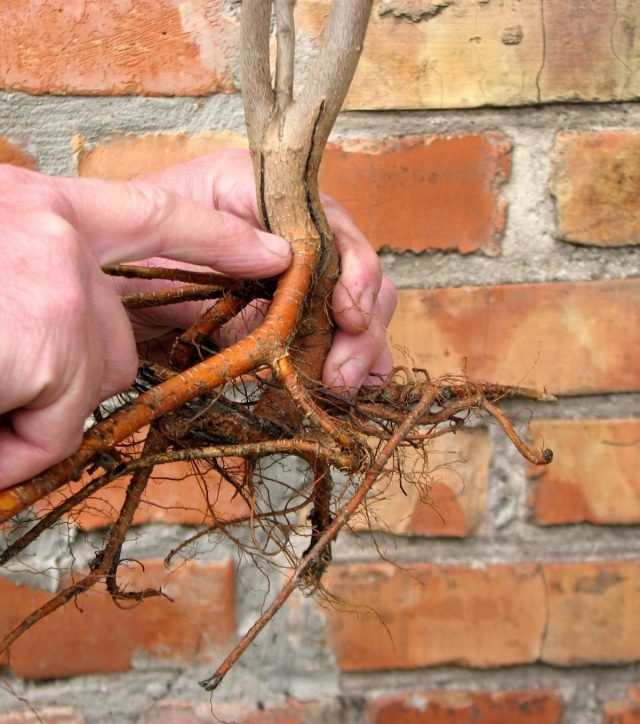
left=200, top=673, right=224, bottom=692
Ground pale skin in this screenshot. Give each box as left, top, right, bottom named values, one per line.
left=0, top=150, right=397, bottom=489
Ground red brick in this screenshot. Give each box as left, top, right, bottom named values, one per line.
left=0, top=1, right=238, bottom=96
left=326, top=560, right=640, bottom=672
left=390, top=280, right=640, bottom=396
left=324, top=562, right=546, bottom=671
left=76, top=131, right=247, bottom=179
left=0, top=559, right=235, bottom=679
left=139, top=699, right=341, bottom=724
left=551, top=132, right=640, bottom=247
left=350, top=428, right=489, bottom=537
left=296, top=1, right=640, bottom=110
left=319, top=134, right=510, bottom=253
left=366, top=690, right=563, bottom=724
left=35, top=426, right=249, bottom=529
left=605, top=702, right=640, bottom=724
left=542, top=562, right=640, bottom=666
left=0, top=137, right=36, bottom=169
left=39, top=456, right=249, bottom=529
left=0, top=711, right=84, bottom=724
left=528, top=419, right=640, bottom=525
left=605, top=686, right=640, bottom=724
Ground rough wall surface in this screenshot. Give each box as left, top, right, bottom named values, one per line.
left=0, top=1, right=639, bottom=722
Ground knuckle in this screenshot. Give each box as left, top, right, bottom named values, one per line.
left=0, top=166, right=66, bottom=212
left=33, top=210, right=77, bottom=249
left=131, top=182, right=177, bottom=230
left=23, top=182, right=65, bottom=213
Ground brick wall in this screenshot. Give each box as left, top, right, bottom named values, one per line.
left=0, top=1, right=639, bottom=722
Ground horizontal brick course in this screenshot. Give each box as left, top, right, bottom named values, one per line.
left=389, top=280, right=640, bottom=395
left=297, top=0, right=640, bottom=109
left=551, top=131, right=640, bottom=247
left=366, top=690, right=563, bottom=724
left=0, top=711, right=84, bottom=724
left=324, top=560, right=640, bottom=671
left=0, top=559, right=235, bottom=679
left=3, top=0, right=639, bottom=107
left=139, top=699, right=341, bottom=724
left=528, top=419, right=640, bottom=525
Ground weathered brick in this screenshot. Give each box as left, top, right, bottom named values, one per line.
left=0, top=1, right=238, bottom=96
left=0, top=711, right=84, bottom=724
left=604, top=686, right=640, bottom=724
left=0, top=559, right=235, bottom=679
left=605, top=705, right=640, bottom=724
left=139, top=699, right=341, bottom=724
left=350, top=428, right=489, bottom=537
left=76, top=131, right=247, bottom=180
left=296, top=0, right=640, bottom=109
left=40, top=457, right=249, bottom=529
left=0, top=137, right=36, bottom=169
left=2, top=1, right=638, bottom=106
left=324, top=562, right=546, bottom=671
left=389, top=280, right=640, bottom=395
left=319, top=134, right=510, bottom=253
left=77, top=131, right=510, bottom=253
left=528, top=419, right=640, bottom=525
left=542, top=562, right=640, bottom=666
left=325, top=561, right=640, bottom=672
left=366, top=690, right=563, bottom=723
left=551, top=131, right=640, bottom=247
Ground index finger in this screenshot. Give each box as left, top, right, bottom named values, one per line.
left=52, top=174, right=291, bottom=277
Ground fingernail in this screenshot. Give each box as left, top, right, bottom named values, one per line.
left=334, top=357, right=368, bottom=392
left=256, top=231, right=291, bottom=259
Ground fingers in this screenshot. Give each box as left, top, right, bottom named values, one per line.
left=141, top=150, right=263, bottom=227
left=322, top=276, right=397, bottom=390
left=0, top=181, right=140, bottom=488
left=51, top=172, right=291, bottom=277
left=0, top=396, right=87, bottom=488
left=323, top=195, right=383, bottom=335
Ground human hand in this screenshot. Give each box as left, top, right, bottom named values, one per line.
left=0, top=163, right=291, bottom=488
left=135, top=150, right=397, bottom=390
